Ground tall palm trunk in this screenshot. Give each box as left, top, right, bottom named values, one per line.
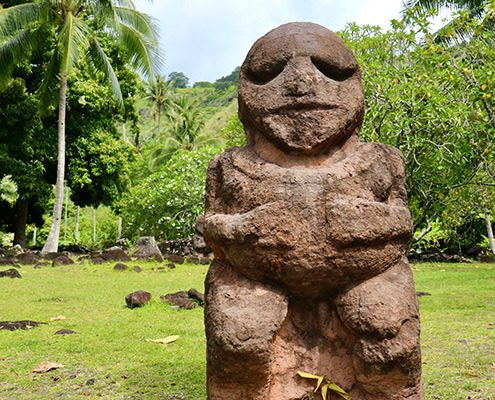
left=484, top=207, right=495, bottom=254
left=157, top=105, right=161, bottom=136
left=42, top=72, right=67, bottom=254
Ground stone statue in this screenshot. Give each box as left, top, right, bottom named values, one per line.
left=203, top=22, right=423, bottom=400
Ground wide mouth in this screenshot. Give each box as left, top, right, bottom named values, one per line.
left=273, top=103, right=339, bottom=113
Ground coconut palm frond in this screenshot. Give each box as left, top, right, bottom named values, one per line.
left=0, top=2, right=42, bottom=37
left=87, top=36, right=123, bottom=107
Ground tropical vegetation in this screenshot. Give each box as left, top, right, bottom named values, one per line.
left=0, top=0, right=494, bottom=256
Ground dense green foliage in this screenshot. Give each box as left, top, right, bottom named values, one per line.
left=341, top=8, right=495, bottom=250
left=122, top=147, right=219, bottom=241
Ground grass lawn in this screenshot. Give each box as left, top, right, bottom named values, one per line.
left=0, top=260, right=494, bottom=399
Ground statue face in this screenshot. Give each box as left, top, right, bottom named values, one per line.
left=239, top=22, right=364, bottom=153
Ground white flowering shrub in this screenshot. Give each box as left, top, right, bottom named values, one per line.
left=122, top=147, right=220, bottom=240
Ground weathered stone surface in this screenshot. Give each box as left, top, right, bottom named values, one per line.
left=52, top=255, right=75, bottom=266
left=54, top=329, right=78, bottom=335
left=16, top=252, right=40, bottom=265
left=0, top=256, right=17, bottom=266
left=193, top=215, right=212, bottom=254
left=203, top=22, right=423, bottom=400
left=132, top=236, right=163, bottom=262
left=166, top=254, right=184, bottom=264
left=186, top=255, right=200, bottom=265
left=91, top=256, right=108, bottom=265
left=161, top=289, right=204, bottom=309
left=187, top=288, right=205, bottom=303
left=7, top=244, right=23, bottom=256
left=43, top=252, right=65, bottom=261
left=102, top=248, right=132, bottom=262
left=125, top=290, right=151, bottom=309
left=0, top=268, right=22, bottom=279
left=133, top=265, right=142, bottom=273
left=113, top=263, right=129, bottom=271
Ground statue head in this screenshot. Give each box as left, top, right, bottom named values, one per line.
left=239, top=22, right=364, bottom=154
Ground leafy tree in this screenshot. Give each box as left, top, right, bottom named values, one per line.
left=122, top=147, right=220, bottom=240
left=215, top=66, right=240, bottom=84
left=148, top=94, right=224, bottom=170
left=223, top=112, right=245, bottom=147
left=0, top=77, right=54, bottom=247
left=193, top=81, right=213, bottom=88
left=340, top=9, right=495, bottom=249
left=167, top=71, right=189, bottom=88
left=0, top=0, right=161, bottom=253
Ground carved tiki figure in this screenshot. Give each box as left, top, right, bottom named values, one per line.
left=203, top=22, right=423, bottom=400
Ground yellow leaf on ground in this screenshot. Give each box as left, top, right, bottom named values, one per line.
left=148, top=335, right=180, bottom=344
left=32, top=361, right=64, bottom=373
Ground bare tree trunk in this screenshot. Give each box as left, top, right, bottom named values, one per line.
left=484, top=207, right=495, bottom=254
left=117, top=216, right=122, bottom=241
left=42, top=72, right=68, bottom=254
left=32, top=225, right=37, bottom=247
left=93, top=207, right=97, bottom=244
left=13, top=198, right=28, bottom=248
left=64, top=186, right=69, bottom=242
left=157, top=105, right=161, bottom=136
left=75, top=206, right=80, bottom=245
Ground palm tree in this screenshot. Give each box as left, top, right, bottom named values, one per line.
left=148, top=95, right=225, bottom=170
left=404, top=0, right=486, bottom=12
left=404, top=0, right=491, bottom=40
left=144, top=74, right=173, bottom=138
left=0, top=0, right=161, bottom=253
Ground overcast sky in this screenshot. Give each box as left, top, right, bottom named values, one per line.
left=132, top=0, right=422, bottom=85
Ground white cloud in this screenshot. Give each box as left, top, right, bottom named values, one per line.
left=133, top=0, right=406, bottom=84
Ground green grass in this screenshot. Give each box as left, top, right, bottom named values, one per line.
left=0, top=261, right=494, bottom=399
left=414, top=262, right=495, bottom=400
left=0, top=261, right=208, bottom=399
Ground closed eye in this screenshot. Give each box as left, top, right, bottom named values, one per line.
left=311, top=57, right=355, bottom=82
left=245, top=59, right=287, bottom=85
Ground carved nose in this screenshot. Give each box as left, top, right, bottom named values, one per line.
left=284, top=67, right=316, bottom=97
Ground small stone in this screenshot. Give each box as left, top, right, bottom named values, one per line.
left=101, top=248, right=131, bottom=262
left=132, top=236, right=163, bottom=262
left=186, top=256, right=199, bottom=265
left=133, top=266, right=142, bottom=273
left=85, top=378, right=95, bottom=386
left=169, top=297, right=197, bottom=309
left=166, top=254, right=184, bottom=264
left=7, top=244, right=24, bottom=256
left=113, top=263, right=129, bottom=271
left=0, top=268, right=22, bottom=279
left=126, top=290, right=151, bottom=309
left=16, top=252, right=39, bottom=265
left=91, top=256, right=108, bottom=265
left=188, top=288, right=205, bottom=303
left=54, top=329, right=78, bottom=335
left=51, top=256, right=74, bottom=266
